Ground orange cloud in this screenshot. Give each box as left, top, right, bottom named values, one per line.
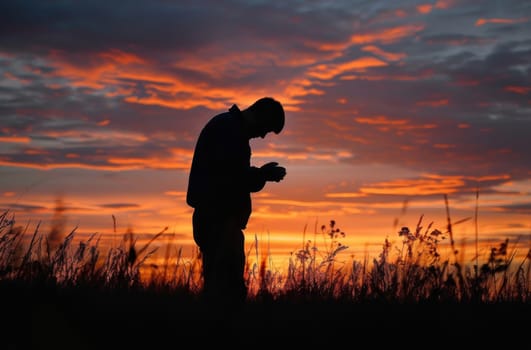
left=349, top=24, right=425, bottom=45
left=416, top=4, right=433, bottom=14
left=0, top=136, right=31, bottom=143
left=48, top=49, right=131, bottom=90
left=255, top=198, right=370, bottom=215
left=24, top=148, right=49, bottom=155
left=167, top=50, right=319, bottom=109
left=164, top=191, right=186, bottom=197
left=325, top=192, right=367, bottom=199
left=504, top=86, right=530, bottom=95
left=46, top=49, right=300, bottom=112
left=433, top=143, right=455, bottom=149
left=354, top=115, right=408, bottom=126
left=124, top=95, right=228, bottom=111
left=42, top=129, right=148, bottom=144
left=355, top=115, right=438, bottom=134
left=476, top=17, right=530, bottom=26
left=98, top=49, right=145, bottom=65
left=342, top=68, right=435, bottom=82
left=0, top=159, right=130, bottom=171
left=107, top=156, right=190, bottom=170
left=252, top=150, right=287, bottom=159
left=416, top=98, right=449, bottom=107
left=360, top=175, right=465, bottom=196
left=435, top=0, right=457, bottom=9
left=170, top=147, right=194, bottom=158
left=467, top=174, right=511, bottom=182
left=4, top=72, right=31, bottom=84
left=357, top=174, right=513, bottom=197
left=1, top=139, right=193, bottom=171
left=307, top=57, right=388, bottom=80
left=97, top=119, right=111, bottom=126
left=361, top=45, right=406, bottom=62
left=394, top=9, right=408, bottom=18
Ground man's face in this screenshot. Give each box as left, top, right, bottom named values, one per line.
left=251, top=117, right=271, bottom=139
left=250, top=129, right=269, bottom=139
left=258, top=129, right=269, bottom=139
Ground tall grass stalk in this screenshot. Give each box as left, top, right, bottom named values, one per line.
left=0, top=201, right=529, bottom=303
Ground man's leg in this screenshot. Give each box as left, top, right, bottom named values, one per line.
left=194, top=212, right=247, bottom=308
left=192, top=210, right=219, bottom=304
left=222, top=221, right=247, bottom=306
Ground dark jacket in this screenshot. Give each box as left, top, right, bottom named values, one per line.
left=186, top=105, right=266, bottom=229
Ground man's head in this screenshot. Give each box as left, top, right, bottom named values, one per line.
left=246, top=97, right=285, bottom=138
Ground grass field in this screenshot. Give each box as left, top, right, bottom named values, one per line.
left=1, top=208, right=529, bottom=348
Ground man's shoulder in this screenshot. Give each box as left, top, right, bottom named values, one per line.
left=205, top=111, right=237, bottom=131
left=211, top=111, right=232, bottom=122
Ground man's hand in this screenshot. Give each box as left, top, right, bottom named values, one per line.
left=260, top=161, right=286, bottom=182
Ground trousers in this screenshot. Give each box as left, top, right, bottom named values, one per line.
left=192, top=210, right=247, bottom=307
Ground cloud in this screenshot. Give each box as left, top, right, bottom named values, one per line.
left=308, top=57, right=388, bottom=80
left=2, top=203, right=48, bottom=213
left=498, top=202, right=531, bottom=214
left=475, top=17, right=530, bottom=27
left=99, top=203, right=141, bottom=209
left=0, top=0, right=529, bottom=249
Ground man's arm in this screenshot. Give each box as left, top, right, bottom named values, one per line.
left=260, top=162, right=286, bottom=182
left=246, top=161, right=286, bottom=193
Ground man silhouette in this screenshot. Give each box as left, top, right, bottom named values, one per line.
left=186, top=97, right=286, bottom=309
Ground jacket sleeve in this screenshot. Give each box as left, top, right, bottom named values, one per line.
left=247, top=166, right=266, bottom=193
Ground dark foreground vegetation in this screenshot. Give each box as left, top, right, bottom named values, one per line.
left=0, top=208, right=529, bottom=348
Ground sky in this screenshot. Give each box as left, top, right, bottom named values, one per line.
left=1, top=0, right=530, bottom=270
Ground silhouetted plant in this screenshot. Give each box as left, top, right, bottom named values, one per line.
left=0, top=208, right=529, bottom=304
left=283, top=219, right=349, bottom=299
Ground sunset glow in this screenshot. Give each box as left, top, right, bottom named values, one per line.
left=0, top=0, right=529, bottom=272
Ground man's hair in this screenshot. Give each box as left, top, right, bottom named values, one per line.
left=248, top=97, right=285, bottom=134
